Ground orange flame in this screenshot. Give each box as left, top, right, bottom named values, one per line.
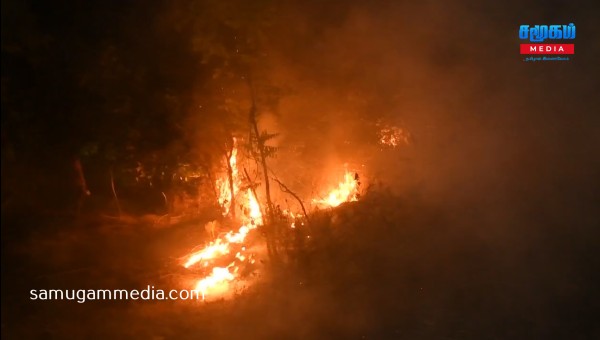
left=183, top=142, right=264, bottom=300
left=194, top=265, right=235, bottom=300
left=247, top=189, right=262, bottom=225
left=216, top=140, right=239, bottom=216
left=183, top=142, right=360, bottom=300
left=313, top=171, right=359, bottom=207
left=183, top=239, right=229, bottom=268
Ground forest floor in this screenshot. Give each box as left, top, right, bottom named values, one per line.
left=1, top=191, right=597, bottom=339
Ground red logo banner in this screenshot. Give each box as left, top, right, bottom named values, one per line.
left=520, top=44, right=575, bottom=54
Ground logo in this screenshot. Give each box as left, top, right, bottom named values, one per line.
left=519, top=23, right=575, bottom=61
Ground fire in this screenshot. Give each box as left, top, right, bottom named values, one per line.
left=224, top=225, right=250, bottom=243
left=183, top=239, right=229, bottom=268
left=313, top=171, right=359, bottom=208
left=247, top=189, right=262, bottom=224
left=194, top=265, right=235, bottom=300
left=183, top=223, right=255, bottom=300
left=181, top=142, right=264, bottom=300
left=216, top=141, right=239, bottom=216
left=181, top=141, right=360, bottom=300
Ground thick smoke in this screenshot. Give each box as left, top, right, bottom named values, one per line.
left=249, top=1, right=599, bottom=207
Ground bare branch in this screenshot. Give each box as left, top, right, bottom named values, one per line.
left=271, top=176, right=310, bottom=224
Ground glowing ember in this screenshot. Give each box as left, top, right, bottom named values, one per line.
left=313, top=171, right=359, bottom=208
left=379, top=126, right=410, bottom=147
left=235, top=252, right=246, bottom=261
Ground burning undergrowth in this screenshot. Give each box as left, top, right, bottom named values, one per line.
left=177, top=139, right=363, bottom=301
left=178, top=189, right=457, bottom=338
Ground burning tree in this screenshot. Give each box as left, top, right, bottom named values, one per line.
left=142, top=0, right=373, bottom=300
left=216, top=136, right=238, bottom=218
left=246, top=82, right=282, bottom=261
left=181, top=154, right=362, bottom=300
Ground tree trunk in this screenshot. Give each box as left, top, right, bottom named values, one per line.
left=249, top=100, right=273, bottom=222
left=248, top=80, right=279, bottom=262
left=242, top=167, right=276, bottom=259
left=225, top=142, right=236, bottom=219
